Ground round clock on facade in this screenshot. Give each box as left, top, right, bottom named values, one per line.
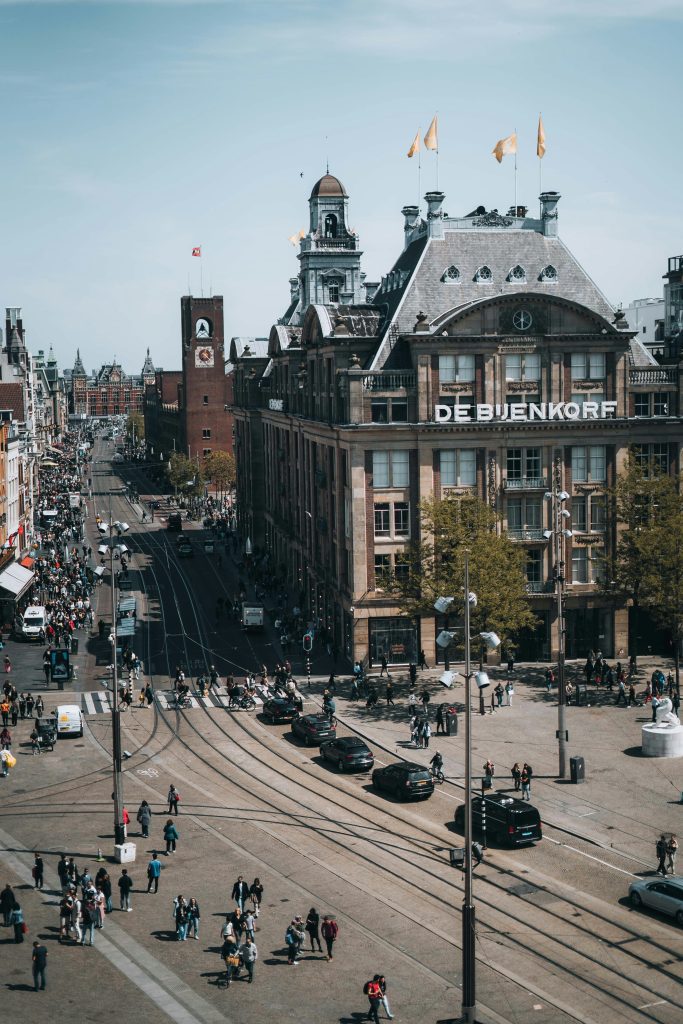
left=195, top=318, right=211, bottom=338
left=512, top=309, right=533, bottom=331
left=195, top=346, right=215, bottom=368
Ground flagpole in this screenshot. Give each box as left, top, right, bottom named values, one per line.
left=418, top=127, right=422, bottom=211
left=200, top=257, right=204, bottom=298
left=514, top=126, right=517, bottom=215
left=436, top=109, right=439, bottom=191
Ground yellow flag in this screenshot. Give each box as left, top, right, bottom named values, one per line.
left=537, top=114, right=546, bottom=159
left=288, top=233, right=299, bottom=246
left=407, top=130, right=420, bottom=159
left=492, top=132, right=517, bottom=163
left=298, top=229, right=306, bottom=239
left=424, top=115, right=438, bottom=152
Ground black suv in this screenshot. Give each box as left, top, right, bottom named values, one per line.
left=291, top=713, right=336, bottom=746
left=372, top=762, right=434, bottom=800
left=320, top=736, right=374, bottom=772
left=454, top=794, right=542, bottom=846
left=262, top=697, right=301, bottom=724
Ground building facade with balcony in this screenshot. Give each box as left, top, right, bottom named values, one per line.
left=232, top=174, right=683, bottom=667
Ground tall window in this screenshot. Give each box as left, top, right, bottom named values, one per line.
left=374, top=554, right=391, bottom=588
left=506, top=448, right=542, bottom=480
left=394, top=502, right=410, bottom=535
left=328, top=283, right=340, bottom=302
left=572, top=548, right=588, bottom=583
left=633, top=443, right=669, bottom=478
left=374, top=503, right=390, bottom=536
left=572, top=497, right=587, bottom=532
left=372, top=450, right=410, bottom=487
left=571, top=353, right=605, bottom=380
left=439, top=355, right=475, bottom=384
left=571, top=445, right=606, bottom=482
left=505, top=353, right=541, bottom=381
left=526, top=549, right=542, bottom=584
left=507, top=497, right=542, bottom=532
left=440, top=449, right=476, bottom=487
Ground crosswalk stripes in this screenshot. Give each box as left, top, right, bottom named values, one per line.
left=78, top=689, right=266, bottom=715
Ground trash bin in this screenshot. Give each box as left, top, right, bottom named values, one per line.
left=445, top=706, right=458, bottom=736
left=570, top=755, right=585, bottom=783
left=70, top=638, right=79, bottom=656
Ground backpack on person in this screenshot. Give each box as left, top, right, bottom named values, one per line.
left=363, top=981, right=372, bottom=995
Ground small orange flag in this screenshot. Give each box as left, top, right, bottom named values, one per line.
left=537, top=115, right=546, bottom=159
left=492, top=132, right=517, bottom=163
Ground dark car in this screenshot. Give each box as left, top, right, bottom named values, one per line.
left=320, top=736, right=375, bottom=772
left=454, top=794, right=543, bottom=847
left=262, top=697, right=301, bottom=724
left=176, top=538, right=193, bottom=558
left=371, top=762, right=434, bottom=800
left=167, top=512, right=182, bottom=531
left=34, top=717, right=57, bottom=751
left=291, top=713, right=336, bottom=746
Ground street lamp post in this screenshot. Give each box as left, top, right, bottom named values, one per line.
left=462, top=552, right=476, bottom=1024
left=544, top=485, right=571, bottom=779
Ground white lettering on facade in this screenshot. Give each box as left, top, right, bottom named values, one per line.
left=268, top=398, right=284, bottom=411
left=433, top=400, right=618, bottom=423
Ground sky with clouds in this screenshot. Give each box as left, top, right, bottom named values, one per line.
left=0, top=0, right=680, bottom=372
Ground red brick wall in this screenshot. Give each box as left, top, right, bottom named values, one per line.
left=180, top=296, right=233, bottom=459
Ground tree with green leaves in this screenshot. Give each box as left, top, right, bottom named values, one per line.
left=125, top=412, right=145, bottom=442
left=203, top=450, right=236, bottom=499
left=390, top=494, right=537, bottom=657
left=167, top=452, right=203, bottom=495
left=609, top=459, right=683, bottom=689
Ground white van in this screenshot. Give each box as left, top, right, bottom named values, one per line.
left=22, top=606, right=48, bottom=641
left=55, top=705, right=84, bottom=738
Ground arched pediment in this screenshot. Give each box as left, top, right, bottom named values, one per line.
left=430, top=293, right=622, bottom=338
left=301, top=304, right=333, bottom=346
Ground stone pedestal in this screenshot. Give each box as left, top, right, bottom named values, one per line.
left=641, top=723, right=683, bottom=758
left=115, top=842, right=137, bottom=864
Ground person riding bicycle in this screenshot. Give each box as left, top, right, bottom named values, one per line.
left=430, top=751, right=444, bottom=778
left=322, top=691, right=336, bottom=720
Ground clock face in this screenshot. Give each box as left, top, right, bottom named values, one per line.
left=195, top=318, right=211, bottom=338
left=195, top=346, right=215, bottom=368
left=513, top=309, right=533, bottom=331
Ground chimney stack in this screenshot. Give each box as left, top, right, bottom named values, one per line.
left=424, top=192, right=445, bottom=239
left=539, top=192, right=561, bottom=237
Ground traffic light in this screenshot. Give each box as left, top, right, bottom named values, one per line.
left=302, top=633, right=313, bottom=653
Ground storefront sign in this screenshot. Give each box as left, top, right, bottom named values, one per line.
left=268, top=399, right=284, bottom=411
left=434, top=401, right=617, bottom=423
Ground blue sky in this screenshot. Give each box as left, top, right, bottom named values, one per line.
left=0, top=0, right=680, bottom=372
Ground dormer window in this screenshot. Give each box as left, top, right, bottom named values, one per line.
left=508, top=265, right=526, bottom=283
left=475, top=266, right=492, bottom=283
left=442, top=265, right=460, bottom=282
left=540, top=265, right=558, bottom=282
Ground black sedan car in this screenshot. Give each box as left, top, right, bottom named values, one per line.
left=371, top=762, right=434, bottom=800
left=320, top=736, right=375, bottom=772
left=454, top=794, right=542, bottom=846
left=291, top=713, right=336, bottom=746
left=262, top=697, right=301, bottom=724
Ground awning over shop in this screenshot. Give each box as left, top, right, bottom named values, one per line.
left=0, top=562, right=35, bottom=601
left=20, top=556, right=34, bottom=569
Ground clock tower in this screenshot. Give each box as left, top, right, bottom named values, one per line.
left=180, top=295, right=233, bottom=461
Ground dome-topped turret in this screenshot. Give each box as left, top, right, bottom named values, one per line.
left=310, top=173, right=348, bottom=199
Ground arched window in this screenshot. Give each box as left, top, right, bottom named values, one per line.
left=540, top=265, right=558, bottom=282
left=508, top=264, right=526, bottom=283
left=324, top=214, right=338, bottom=238
left=475, top=266, right=492, bottom=283
left=442, top=265, right=460, bottom=282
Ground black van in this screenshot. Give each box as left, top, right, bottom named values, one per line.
left=167, top=512, right=183, bottom=532
left=454, top=793, right=542, bottom=846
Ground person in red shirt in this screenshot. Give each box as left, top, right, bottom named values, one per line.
left=365, top=976, right=382, bottom=1023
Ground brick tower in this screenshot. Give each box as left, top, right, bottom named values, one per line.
left=180, top=295, right=232, bottom=461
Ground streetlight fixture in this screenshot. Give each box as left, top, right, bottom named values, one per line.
left=101, top=506, right=131, bottom=855
left=543, top=485, right=570, bottom=779
left=440, top=554, right=501, bottom=1024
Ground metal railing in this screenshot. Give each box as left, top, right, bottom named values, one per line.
left=314, top=237, right=356, bottom=249
left=362, top=371, right=416, bottom=391
left=508, top=528, right=545, bottom=541
left=503, top=477, right=548, bottom=490
left=526, top=581, right=550, bottom=594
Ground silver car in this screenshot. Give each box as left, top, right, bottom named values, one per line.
left=629, top=877, right=683, bottom=925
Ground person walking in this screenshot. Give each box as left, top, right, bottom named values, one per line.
left=418, top=649, right=428, bottom=670
left=421, top=719, right=431, bottom=748
left=616, top=677, right=627, bottom=706
left=545, top=667, right=554, bottom=693
left=136, top=800, right=152, bottom=838
left=305, top=907, right=323, bottom=952
left=145, top=684, right=154, bottom=707
left=627, top=682, right=636, bottom=708
left=81, top=890, right=97, bottom=945
left=31, top=852, right=44, bottom=891
left=385, top=680, right=395, bottom=707
left=666, top=834, right=678, bottom=874
left=118, top=869, right=133, bottom=911
left=321, top=913, right=338, bottom=960
left=379, top=655, right=388, bottom=678
left=377, top=974, right=395, bottom=1020
left=1, top=883, right=15, bottom=925
left=167, top=785, right=180, bottom=815
left=365, top=976, right=383, bottom=1024
left=163, top=819, right=178, bottom=855
left=32, top=940, right=48, bottom=991
left=521, top=766, right=531, bottom=801
left=656, top=834, right=668, bottom=875
left=9, top=900, right=25, bottom=943
left=511, top=762, right=522, bottom=791
left=221, top=935, right=241, bottom=986
left=242, top=935, right=258, bottom=983
left=57, top=854, right=70, bottom=893
left=483, top=759, right=495, bottom=789
left=505, top=680, right=514, bottom=707
left=187, top=897, right=200, bottom=939
left=495, top=682, right=504, bottom=708
left=147, top=852, right=162, bottom=893
left=243, top=908, right=255, bottom=942
left=249, top=877, right=264, bottom=916
left=58, top=893, right=74, bottom=942
left=232, top=875, right=249, bottom=912
left=285, top=920, right=301, bottom=966
left=174, top=894, right=188, bottom=941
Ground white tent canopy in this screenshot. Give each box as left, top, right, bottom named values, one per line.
left=0, top=562, right=34, bottom=600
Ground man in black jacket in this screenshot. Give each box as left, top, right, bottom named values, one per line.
left=232, top=875, right=249, bottom=912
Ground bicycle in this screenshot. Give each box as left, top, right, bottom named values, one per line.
left=430, top=765, right=445, bottom=784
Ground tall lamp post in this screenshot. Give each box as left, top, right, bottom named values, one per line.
left=438, top=554, right=500, bottom=1024
left=98, top=509, right=130, bottom=851
left=543, top=486, right=572, bottom=779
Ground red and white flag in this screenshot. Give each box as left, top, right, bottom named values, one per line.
left=192, top=246, right=201, bottom=257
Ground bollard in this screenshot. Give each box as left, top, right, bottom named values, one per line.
left=96, top=847, right=105, bottom=862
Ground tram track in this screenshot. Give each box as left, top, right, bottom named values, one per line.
left=113, top=508, right=683, bottom=1024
